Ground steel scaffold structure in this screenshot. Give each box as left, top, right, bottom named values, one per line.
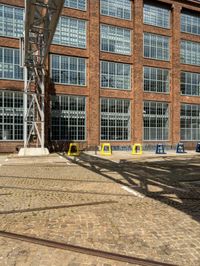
left=21, top=0, right=64, bottom=151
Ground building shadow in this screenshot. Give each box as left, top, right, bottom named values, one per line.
left=46, top=75, right=74, bottom=153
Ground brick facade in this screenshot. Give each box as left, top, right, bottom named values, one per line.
left=0, top=0, right=200, bottom=153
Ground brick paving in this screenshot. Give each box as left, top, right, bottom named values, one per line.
left=0, top=153, right=199, bottom=265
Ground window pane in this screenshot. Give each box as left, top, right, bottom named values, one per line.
left=181, top=11, right=200, bottom=36
left=144, top=66, right=169, bottom=93
left=144, top=3, right=170, bottom=29
left=143, top=101, right=169, bottom=140
left=101, top=24, right=131, bottom=55
left=101, top=61, right=131, bottom=90
left=101, top=0, right=131, bottom=20
left=181, top=72, right=200, bottom=96
left=101, top=98, right=130, bottom=141
left=181, top=40, right=200, bottom=66
left=0, top=90, right=23, bottom=141
left=51, top=54, right=86, bottom=86
left=53, top=16, right=87, bottom=48
left=144, top=33, right=170, bottom=61
left=0, top=47, right=23, bottom=80
left=181, top=104, right=200, bottom=141
left=64, top=0, right=87, bottom=11
left=0, top=4, right=24, bottom=38
left=51, top=95, right=86, bottom=141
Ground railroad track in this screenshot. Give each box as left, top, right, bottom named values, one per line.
left=0, top=230, right=176, bottom=266
left=0, top=184, right=199, bottom=200
left=0, top=200, right=117, bottom=215
left=0, top=184, right=138, bottom=198
left=0, top=175, right=116, bottom=183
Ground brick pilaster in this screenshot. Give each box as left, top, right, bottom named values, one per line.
left=87, top=0, right=100, bottom=147
left=171, top=3, right=182, bottom=144
left=133, top=0, right=144, bottom=144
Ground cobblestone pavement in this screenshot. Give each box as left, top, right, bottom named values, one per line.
left=0, top=153, right=199, bottom=266
left=0, top=154, right=8, bottom=166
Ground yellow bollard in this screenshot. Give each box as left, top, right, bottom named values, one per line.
left=68, top=143, right=80, bottom=156
left=132, top=143, right=142, bottom=155
left=100, top=143, right=112, bottom=156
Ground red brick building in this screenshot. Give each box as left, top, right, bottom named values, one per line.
left=0, top=0, right=200, bottom=152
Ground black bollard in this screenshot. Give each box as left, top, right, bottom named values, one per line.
left=196, top=143, right=200, bottom=153
left=156, top=144, right=165, bottom=154
left=176, top=143, right=185, bottom=153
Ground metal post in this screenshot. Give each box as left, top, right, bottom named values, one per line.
left=41, top=69, right=45, bottom=148
left=23, top=66, right=28, bottom=148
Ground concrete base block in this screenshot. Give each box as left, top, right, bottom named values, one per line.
left=18, top=148, right=49, bottom=156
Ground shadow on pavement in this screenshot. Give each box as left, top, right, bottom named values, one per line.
left=68, top=153, right=200, bottom=223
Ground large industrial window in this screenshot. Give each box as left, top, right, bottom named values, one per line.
left=53, top=16, right=86, bottom=48
left=0, top=4, right=24, bottom=38
left=143, top=101, right=169, bottom=141
left=101, top=24, right=131, bottom=55
left=181, top=11, right=200, bottom=35
left=51, top=54, right=86, bottom=86
left=0, top=47, right=23, bottom=80
left=144, top=67, right=169, bottom=93
left=144, top=33, right=170, bottom=61
left=0, top=90, right=23, bottom=141
left=181, top=40, right=200, bottom=66
left=181, top=104, right=200, bottom=141
left=51, top=95, right=86, bottom=141
left=101, top=61, right=131, bottom=90
left=143, top=3, right=170, bottom=29
left=100, top=0, right=131, bottom=20
left=64, top=0, right=86, bottom=11
left=101, top=98, right=131, bottom=141
left=181, top=72, right=200, bottom=96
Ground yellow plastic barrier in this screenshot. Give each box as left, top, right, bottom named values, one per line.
left=68, top=143, right=80, bottom=156
left=100, top=143, right=112, bottom=156
left=132, top=143, right=142, bottom=155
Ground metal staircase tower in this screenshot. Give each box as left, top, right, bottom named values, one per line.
left=19, top=0, right=64, bottom=156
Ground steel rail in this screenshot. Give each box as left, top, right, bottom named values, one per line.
left=0, top=200, right=117, bottom=215
left=0, top=185, right=199, bottom=200
left=0, top=231, right=177, bottom=266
